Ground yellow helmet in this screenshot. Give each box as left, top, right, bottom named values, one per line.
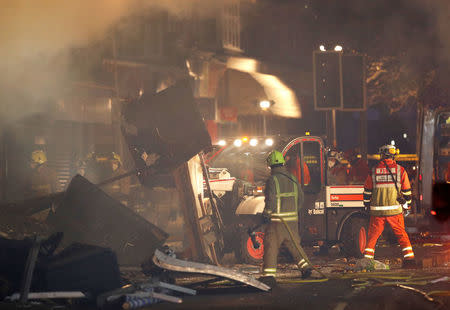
left=111, top=152, right=122, bottom=166
left=31, top=150, right=47, bottom=165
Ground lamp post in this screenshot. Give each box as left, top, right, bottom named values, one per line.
left=259, top=100, right=273, bottom=136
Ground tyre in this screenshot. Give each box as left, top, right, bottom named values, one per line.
left=238, top=230, right=265, bottom=264
left=340, top=217, right=368, bottom=258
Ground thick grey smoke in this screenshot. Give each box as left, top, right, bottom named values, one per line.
left=0, top=0, right=225, bottom=125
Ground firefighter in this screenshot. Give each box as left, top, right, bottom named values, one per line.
left=260, top=150, right=312, bottom=285
left=363, top=144, right=417, bottom=268
left=346, top=149, right=370, bottom=184
left=327, top=149, right=348, bottom=185
left=107, top=152, right=130, bottom=205
left=28, top=150, right=57, bottom=198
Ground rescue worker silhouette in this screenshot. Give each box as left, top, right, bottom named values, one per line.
left=363, top=144, right=417, bottom=268
left=327, top=149, right=348, bottom=185
left=28, top=150, right=57, bottom=198
left=260, top=150, right=313, bottom=286
left=346, top=149, right=370, bottom=184
left=84, top=151, right=130, bottom=205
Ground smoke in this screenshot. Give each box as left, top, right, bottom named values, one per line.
left=0, top=0, right=226, bottom=125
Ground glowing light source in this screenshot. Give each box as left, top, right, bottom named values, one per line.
left=431, top=210, right=437, bottom=216
left=334, top=45, right=343, bottom=52
left=391, top=140, right=395, bottom=146
left=305, top=131, right=310, bottom=136
left=403, top=133, right=408, bottom=139
left=265, top=138, right=274, bottom=146
left=319, top=45, right=326, bottom=52
left=259, top=100, right=271, bottom=109
left=242, top=136, right=249, bottom=142
left=234, top=139, right=242, bottom=147
left=250, top=138, right=258, bottom=146
left=218, top=140, right=227, bottom=146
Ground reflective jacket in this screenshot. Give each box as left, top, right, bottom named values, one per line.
left=263, top=166, right=304, bottom=222
left=363, top=159, right=412, bottom=217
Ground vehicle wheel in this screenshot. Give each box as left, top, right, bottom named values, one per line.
left=340, top=217, right=368, bottom=258
left=238, top=230, right=265, bottom=264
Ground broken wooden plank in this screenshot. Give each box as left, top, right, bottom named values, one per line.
left=152, top=249, right=270, bottom=291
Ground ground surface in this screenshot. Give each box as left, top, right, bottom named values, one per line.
left=128, top=242, right=450, bottom=310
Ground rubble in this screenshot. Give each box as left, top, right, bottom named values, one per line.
left=152, top=249, right=270, bottom=291
left=354, top=258, right=390, bottom=272
left=46, top=175, right=168, bottom=266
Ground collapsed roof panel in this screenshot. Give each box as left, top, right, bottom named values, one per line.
left=121, top=79, right=212, bottom=186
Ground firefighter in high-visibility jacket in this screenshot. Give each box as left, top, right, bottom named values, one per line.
left=261, top=150, right=313, bottom=281
left=363, top=144, right=417, bottom=268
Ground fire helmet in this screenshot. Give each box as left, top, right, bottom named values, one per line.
left=266, top=150, right=285, bottom=167
left=378, top=144, right=399, bottom=158
left=31, top=150, right=47, bottom=165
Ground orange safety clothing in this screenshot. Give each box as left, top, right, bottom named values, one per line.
left=363, top=214, right=414, bottom=260
left=289, top=157, right=310, bottom=186
left=363, top=159, right=412, bottom=217
left=363, top=158, right=414, bottom=260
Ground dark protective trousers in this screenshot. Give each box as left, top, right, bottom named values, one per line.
left=263, top=221, right=308, bottom=276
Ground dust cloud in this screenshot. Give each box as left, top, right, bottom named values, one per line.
left=0, top=0, right=225, bottom=125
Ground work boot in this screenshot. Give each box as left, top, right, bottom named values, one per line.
left=258, top=276, right=277, bottom=288
left=301, top=267, right=313, bottom=279
left=402, top=259, right=419, bottom=269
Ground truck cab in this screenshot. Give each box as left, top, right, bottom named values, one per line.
left=281, top=136, right=368, bottom=257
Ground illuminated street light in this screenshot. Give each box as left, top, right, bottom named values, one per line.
left=391, top=140, right=396, bottom=146
left=334, top=45, right=343, bottom=52
left=319, top=45, right=326, bottom=52
left=234, top=139, right=242, bottom=147
left=250, top=138, right=258, bottom=147
left=259, top=100, right=271, bottom=110
left=218, top=139, right=227, bottom=146
left=265, top=138, right=274, bottom=146
left=403, top=133, right=408, bottom=139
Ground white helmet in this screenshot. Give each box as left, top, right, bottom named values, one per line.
left=378, top=144, right=398, bottom=158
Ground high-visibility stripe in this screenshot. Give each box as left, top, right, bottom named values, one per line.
left=370, top=205, right=401, bottom=211
left=364, top=248, right=374, bottom=253
left=402, top=190, right=412, bottom=195
left=402, top=247, right=412, bottom=252
left=403, top=253, right=414, bottom=258
left=274, top=176, right=281, bottom=214
left=363, top=199, right=371, bottom=203
left=271, top=212, right=298, bottom=216
left=263, top=268, right=277, bottom=273
left=298, top=259, right=305, bottom=265
left=364, top=254, right=374, bottom=259
left=299, top=261, right=309, bottom=269
left=363, top=190, right=372, bottom=195
left=271, top=216, right=298, bottom=222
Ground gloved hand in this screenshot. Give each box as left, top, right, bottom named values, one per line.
left=397, top=196, right=407, bottom=205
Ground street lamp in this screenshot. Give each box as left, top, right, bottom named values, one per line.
left=259, top=100, right=274, bottom=136
left=259, top=100, right=271, bottom=110
left=334, top=45, right=343, bottom=52
left=319, top=45, right=326, bottom=52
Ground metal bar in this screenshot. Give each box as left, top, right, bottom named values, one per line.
left=199, top=151, right=224, bottom=229
left=152, top=249, right=270, bottom=291
left=10, top=291, right=85, bottom=301
left=153, top=282, right=196, bottom=295
left=19, top=236, right=42, bottom=304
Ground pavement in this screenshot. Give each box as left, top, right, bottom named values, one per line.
left=123, top=242, right=450, bottom=310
